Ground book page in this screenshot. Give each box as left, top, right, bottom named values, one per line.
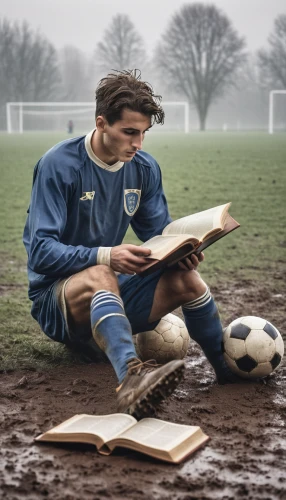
left=140, top=234, right=197, bottom=260
left=111, top=418, right=201, bottom=452
left=162, top=203, right=231, bottom=241
left=43, top=414, right=136, bottom=443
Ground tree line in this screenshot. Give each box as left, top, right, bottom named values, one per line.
left=0, top=3, right=285, bottom=130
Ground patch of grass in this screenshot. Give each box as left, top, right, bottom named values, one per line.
left=0, top=131, right=285, bottom=370
left=126, top=132, right=286, bottom=282
left=0, top=289, right=77, bottom=371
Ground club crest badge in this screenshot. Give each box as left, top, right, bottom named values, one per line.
left=124, top=189, right=141, bottom=216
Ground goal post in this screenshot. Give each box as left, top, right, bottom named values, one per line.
left=161, top=101, right=189, bottom=133
left=268, top=90, right=286, bottom=134
left=6, top=101, right=190, bottom=134
left=6, top=102, right=97, bottom=134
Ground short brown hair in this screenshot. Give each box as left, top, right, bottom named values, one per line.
left=95, top=69, right=165, bottom=126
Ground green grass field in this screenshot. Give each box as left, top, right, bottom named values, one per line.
left=0, top=132, right=285, bottom=371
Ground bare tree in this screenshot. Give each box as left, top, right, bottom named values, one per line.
left=0, top=18, right=60, bottom=104
left=258, top=14, right=286, bottom=89
left=155, top=3, right=246, bottom=130
left=96, top=14, right=146, bottom=71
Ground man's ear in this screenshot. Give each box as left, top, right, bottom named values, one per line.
left=96, top=115, right=107, bottom=132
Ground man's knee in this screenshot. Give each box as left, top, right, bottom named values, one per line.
left=84, top=265, right=119, bottom=293
left=64, top=265, right=120, bottom=324
left=149, top=269, right=208, bottom=322
left=171, top=269, right=207, bottom=301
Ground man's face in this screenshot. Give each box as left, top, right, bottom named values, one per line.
left=99, top=109, right=151, bottom=163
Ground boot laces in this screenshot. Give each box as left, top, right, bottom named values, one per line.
left=127, top=358, right=162, bottom=375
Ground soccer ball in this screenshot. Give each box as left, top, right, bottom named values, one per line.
left=133, top=313, right=190, bottom=364
left=223, top=316, right=284, bottom=379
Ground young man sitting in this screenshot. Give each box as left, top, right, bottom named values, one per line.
left=23, top=70, right=237, bottom=419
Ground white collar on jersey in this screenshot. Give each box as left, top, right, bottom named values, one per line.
left=85, top=129, right=124, bottom=172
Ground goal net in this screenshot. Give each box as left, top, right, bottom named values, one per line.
left=6, top=101, right=189, bottom=134
left=268, top=90, right=286, bottom=134
left=6, top=102, right=96, bottom=134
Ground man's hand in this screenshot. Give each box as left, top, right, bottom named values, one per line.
left=110, top=244, right=151, bottom=274
left=177, top=252, right=204, bottom=271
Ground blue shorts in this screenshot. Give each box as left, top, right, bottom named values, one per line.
left=31, top=270, right=164, bottom=344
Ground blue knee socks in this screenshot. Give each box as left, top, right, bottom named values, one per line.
left=182, top=288, right=230, bottom=382
left=91, top=290, right=137, bottom=383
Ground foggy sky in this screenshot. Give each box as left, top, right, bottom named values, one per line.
left=1, top=0, right=286, bottom=56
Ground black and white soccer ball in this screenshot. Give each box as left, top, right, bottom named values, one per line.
left=223, top=316, right=284, bottom=379
left=133, top=313, right=190, bottom=364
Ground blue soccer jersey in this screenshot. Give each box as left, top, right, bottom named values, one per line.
left=23, top=130, right=171, bottom=301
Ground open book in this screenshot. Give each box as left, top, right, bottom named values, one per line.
left=35, top=413, right=209, bottom=464
left=139, top=202, right=240, bottom=276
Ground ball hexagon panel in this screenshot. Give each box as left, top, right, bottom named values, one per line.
left=173, top=336, right=184, bottom=352
left=245, top=330, right=276, bottom=363
left=138, top=330, right=164, bottom=351
left=240, top=316, right=267, bottom=330
left=156, top=319, right=173, bottom=335
left=249, top=362, right=273, bottom=378
left=224, top=337, right=247, bottom=359
left=166, top=314, right=182, bottom=327
left=160, top=341, right=175, bottom=352
left=162, top=325, right=181, bottom=343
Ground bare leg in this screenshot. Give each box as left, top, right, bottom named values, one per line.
left=62, top=264, right=186, bottom=417
left=149, top=268, right=206, bottom=322
left=64, top=265, right=119, bottom=331
left=63, top=264, right=138, bottom=382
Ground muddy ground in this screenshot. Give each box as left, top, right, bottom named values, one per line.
left=0, top=274, right=285, bottom=500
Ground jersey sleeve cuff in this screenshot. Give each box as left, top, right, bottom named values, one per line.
left=97, top=247, right=112, bottom=266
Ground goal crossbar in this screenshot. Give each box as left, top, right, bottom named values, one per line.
left=6, top=102, right=97, bottom=134
left=268, top=90, right=286, bottom=134
left=6, top=101, right=189, bottom=134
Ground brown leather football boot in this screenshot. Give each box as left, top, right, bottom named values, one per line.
left=117, top=358, right=185, bottom=419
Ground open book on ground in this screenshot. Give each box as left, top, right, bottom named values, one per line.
left=35, top=413, right=209, bottom=464
left=139, top=202, right=240, bottom=276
